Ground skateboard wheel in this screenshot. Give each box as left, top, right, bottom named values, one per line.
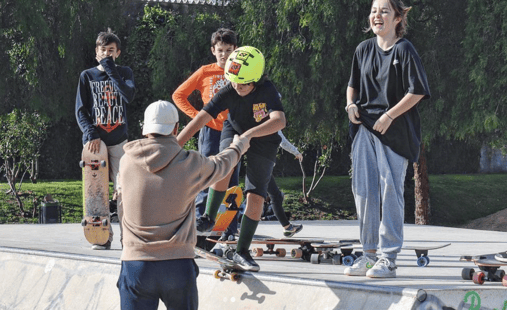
left=331, top=255, right=341, bottom=265
left=291, top=248, right=303, bottom=258
left=276, top=248, right=286, bottom=258
left=342, top=255, right=355, bottom=266
left=212, top=248, right=224, bottom=257
left=252, top=248, right=264, bottom=257
left=225, top=249, right=235, bottom=260
left=472, top=271, right=486, bottom=285
left=214, top=270, right=221, bottom=279
left=79, top=161, right=85, bottom=168
left=417, top=256, right=429, bottom=267
left=102, top=218, right=108, bottom=226
left=101, top=160, right=107, bottom=167
left=461, top=268, right=475, bottom=280
left=81, top=219, right=87, bottom=227
left=311, top=253, right=320, bottom=264
left=495, top=269, right=505, bottom=280
left=502, top=275, right=507, bottom=287
left=230, top=272, right=240, bottom=282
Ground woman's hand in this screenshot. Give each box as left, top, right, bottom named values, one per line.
left=347, top=104, right=362, bottom=124
left=373, top=113, right=394, bottom=135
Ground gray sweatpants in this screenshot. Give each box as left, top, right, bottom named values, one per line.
left=351, top=126, right=408, bottom=259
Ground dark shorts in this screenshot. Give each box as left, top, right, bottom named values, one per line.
left=117, top=259, right=199, bottom=310
left=220, top=121, right=278, bottom=198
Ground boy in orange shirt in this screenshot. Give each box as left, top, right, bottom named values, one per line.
left=172, top=28, right=240, bottom=233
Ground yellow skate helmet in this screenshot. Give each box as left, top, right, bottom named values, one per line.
left=224, top=46, right=265, bottom=84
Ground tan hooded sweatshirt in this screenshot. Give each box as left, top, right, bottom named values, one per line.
left=118, top=134, right=244, bottom=261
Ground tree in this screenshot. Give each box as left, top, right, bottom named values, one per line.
left=0, top=109, right=49, bottom=217
left=235, top=0, right=372, bottom=202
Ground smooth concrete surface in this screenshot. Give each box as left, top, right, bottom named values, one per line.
left=0, top=221, right=506, bottom=309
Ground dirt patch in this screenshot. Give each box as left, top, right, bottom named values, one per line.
left=461, top=208, right=507, bottom=232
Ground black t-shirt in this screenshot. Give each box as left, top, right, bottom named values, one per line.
left=203, top=80, right=284, bottom=144
left=348, top=38, right=431, bottom=162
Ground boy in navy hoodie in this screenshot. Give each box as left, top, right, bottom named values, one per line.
left=75, top=28, right=136, bottom=250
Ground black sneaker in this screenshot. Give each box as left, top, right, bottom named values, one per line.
left=219, top=233, right=235, bottom=242
left=233, top=251, right=260, bottom=272
left=196, top=214, right=215, bottom=232
left=283, top=223, right=303, bottom=237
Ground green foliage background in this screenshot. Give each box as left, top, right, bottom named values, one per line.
left=0, top=0, right=506, bottom=180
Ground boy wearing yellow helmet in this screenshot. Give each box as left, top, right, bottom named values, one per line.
left=178, top=46, right=286, bottom=271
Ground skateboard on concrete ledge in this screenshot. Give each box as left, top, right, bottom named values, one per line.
left=309, top=240, right=362, bottom=265
left=402, top=243, right=451, bottom=267
left=80, top=140, right=110, bottom=246
left=250, top=238, right=325, bottom=261
left=194, top=246, right=245, bottom=282
left=196, top=186, right=243, bottom=251
left=460, top=254, right=507, bottom=286
left=206, top=237, right=324, bottom=261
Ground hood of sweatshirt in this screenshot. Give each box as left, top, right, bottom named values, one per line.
left=123, top=135, right=182, bottom=173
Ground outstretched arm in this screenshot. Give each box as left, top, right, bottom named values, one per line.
left=177, top=110, right=213, bottom=147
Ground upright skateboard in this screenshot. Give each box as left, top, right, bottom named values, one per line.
left=196, top=186, right=243, bottom=250
left=461, top=254, right=507, bottom=286
left=80, top=141, right=110, bottom=245
left=402, top=243, right=451, bottom=267
left=194, top=246, right=245, bottom=281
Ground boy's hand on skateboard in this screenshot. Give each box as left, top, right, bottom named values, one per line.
left=88, top=138, right=102, bottom=154
left=233, top=134, right=250, bottom=155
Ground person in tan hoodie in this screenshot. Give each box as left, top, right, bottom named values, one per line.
left=117, top=100, right=249, bottom=310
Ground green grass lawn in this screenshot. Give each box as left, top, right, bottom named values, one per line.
left=1, top=174, right=506, bottom=227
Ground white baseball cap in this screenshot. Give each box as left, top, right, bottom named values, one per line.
left=142, top=100, right=179, bottom=136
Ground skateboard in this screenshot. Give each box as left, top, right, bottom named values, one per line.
left=207, top=238, right=325, bottom=261
left=196, top=186, right=243, bottom=250
left=210, top=186, right=243, bottom=237
left=194, top=246, right=245, bottom=281
left=460, top=254, right=507, bottom=286
left=309, top=240, right=362, bottom=265
left=402, top=243, right=451, bottom=267
left=80, top=141, right=110, bottom=245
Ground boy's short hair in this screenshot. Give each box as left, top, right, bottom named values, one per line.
left=211, top=28, right=237, bottom=47
left=96, top=28, right=121, bottom=50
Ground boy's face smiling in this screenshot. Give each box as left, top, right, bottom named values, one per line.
left=96, top=42, right=121, bottom=63
left=231, top=82, right=255, bottom=97
left=212, top=42, right=236, bottom=68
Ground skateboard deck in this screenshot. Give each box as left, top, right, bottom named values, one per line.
left=194, top=246, right=245, bottom=281
left=210, top=186, right=243, bottom=237
left=209, top=237, right=325, bottom=261
left=461, top=254, right=507, bottom=286
left=196, top=186, right=243, bottom=250
left=402, top=243, right=451, bottom=267
left=309, top=240, right=362, bottom=265
left=80, top=141, right=110, bottom=245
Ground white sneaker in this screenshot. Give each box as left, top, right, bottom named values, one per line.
left=366, top=258, right=397, bottom=278
left=344, top=255, right=377, bottom=276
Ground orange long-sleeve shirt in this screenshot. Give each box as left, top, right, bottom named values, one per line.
left=172, top=63, right=229, bottom=131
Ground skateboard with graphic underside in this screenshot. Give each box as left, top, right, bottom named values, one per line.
left=402, top=243, right=451, bottom=267
left=196, top=186, right=243, bottom=251
left=309, top=240, right=362, bottom=265
left=461, top=254, right=507, bottom=286
left=194, top=246, right=245, bottom=281
left=80, top=140, right=110, bottom=245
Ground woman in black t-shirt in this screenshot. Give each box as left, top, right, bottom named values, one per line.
left=344, top=0, right=430, bottom=279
